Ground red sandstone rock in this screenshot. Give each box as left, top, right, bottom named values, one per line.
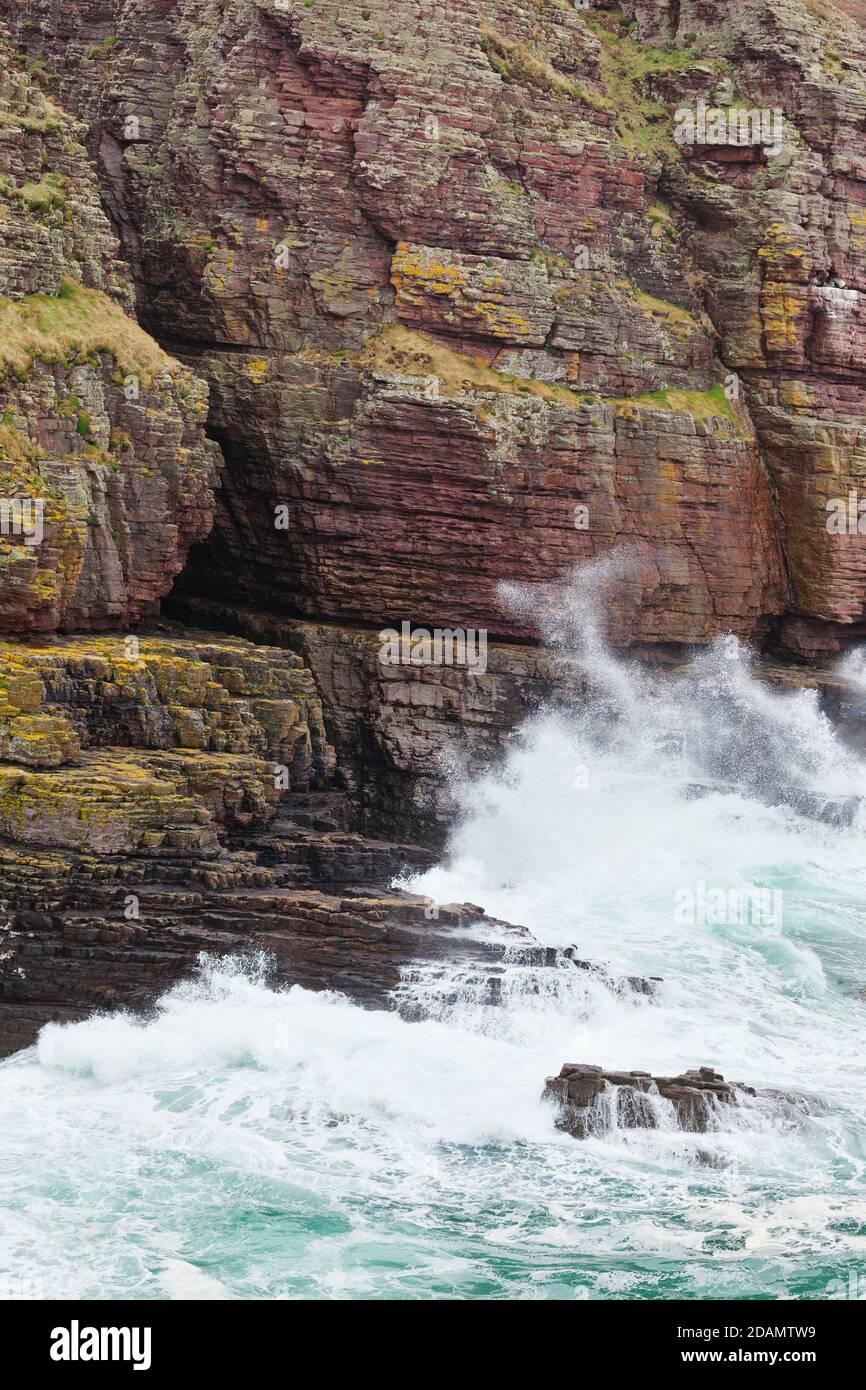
left=544, top=1061, right=756, bottom=1137
left=17, top=0, right=866, bottom=649
left=0, top=36, right=219, bottom=633
left=3, top=0, right=866, bottom=1061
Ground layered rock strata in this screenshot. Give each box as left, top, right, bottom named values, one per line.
left=1, top=0, right=866, bottom=1062
left=169, top=594, right=866, bottom=837
left=1, top=0, right=860, bottom=653
left=0, top=627, right=633, bottom=1055
left=0, top=36, right=219, bottom=633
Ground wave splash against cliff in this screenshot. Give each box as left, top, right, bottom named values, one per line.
left=2, top=558, right=866, bottom=1300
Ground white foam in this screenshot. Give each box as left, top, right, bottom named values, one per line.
left=2, top=555, right=865, bottom=1299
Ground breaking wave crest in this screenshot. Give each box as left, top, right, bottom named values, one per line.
left=2, top=555, right=866, bottom=1300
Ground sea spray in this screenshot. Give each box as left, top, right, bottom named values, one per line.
left=2, top=556, right=866, bottom=1300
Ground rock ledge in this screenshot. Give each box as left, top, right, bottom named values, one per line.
left=544, top=1062, right=756, bottom=1137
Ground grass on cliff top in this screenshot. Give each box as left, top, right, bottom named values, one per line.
left=0, top=279, right=172, bottom=384
left=0, top=172, right=67, bottom=214
left=636, top=293, right=701, bottom=340
left=580, top=10, right=724, bottom=156
left=479, top=21, right=612, bottom=112
left=607, top=383, right=746, bottom=435
left=615, top=280, right=702, bottom=340
left=479, top=7, right=727, bottom=158
left=802, top=0, right=864, bottom=80
left=0, top=108, right=62, bottom=135
left=361, top=325, right=746, bottom=434
left=359, top=324, right=595, bottom=409
left=0, top=419, right=36, bottom=466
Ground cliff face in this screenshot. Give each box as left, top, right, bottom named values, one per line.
left=3, top=0, right=865, bottom=657
left=1, top=1, right=866, bottom=1050
left=0, top=36, right=220, bottom=633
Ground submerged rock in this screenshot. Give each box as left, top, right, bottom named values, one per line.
left=683, top=779, right=864, bottom=828
left=544, top=1062, right=757, bottom=1138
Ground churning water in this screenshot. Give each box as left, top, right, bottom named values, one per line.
left=1, top=556, right=865, bottom=1300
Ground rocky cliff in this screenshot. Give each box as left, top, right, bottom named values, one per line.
left=0, top=34, right=219, bottom=634
left=5, top=0, right=866, bottom=649
left=1, top=0, right=865, bottom=1050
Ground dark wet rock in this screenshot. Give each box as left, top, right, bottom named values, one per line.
left=559, top=948, right=661, bottom=997
left=3, top=0, right=866, bottom=1072
left=393, top=947, right=657, bottom=1019
left=544, top=1062, right=758, bottom=1138
left=0, top=779, right=658, bottom=1055
left=0, top=862, right=647, bottom=1054
left=683, top=778, right=864, bottom=828
left=0, top=629, right=659, bottom=1055
left=782, top=791, right=863, bottom=828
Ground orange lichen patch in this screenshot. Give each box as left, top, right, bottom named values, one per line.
left=779, top=380, right=815, bottom=409
left=757, top=223, right=809, bottom=279
left=392, top=244, right=539, bottom=341
left=0, top=634, right=329, bottom=838
left=565, top=352, right=582, bottom=383
left=761, top=283, right=803, bottom=354
left=0, top=753, right=219, bottom=856
left=392, top=242, right=469, bottom=298
left=246, top=357, right=269, bottom=383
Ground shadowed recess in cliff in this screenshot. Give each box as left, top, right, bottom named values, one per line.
left=23, top=0, right=866, bottom=649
